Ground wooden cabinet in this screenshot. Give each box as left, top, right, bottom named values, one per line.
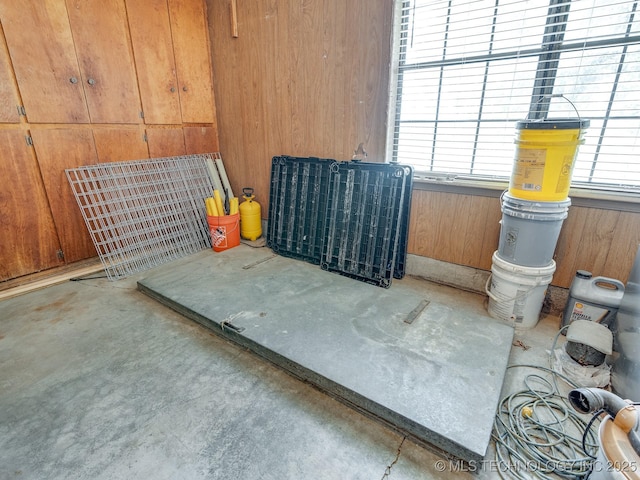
left=146, top=128, right=186, bottom=158
left=0, top=0, right=90, bottom=123
left=65, top=0, right=142, bottom=124
left=0, top=0, right=219, bottom=282
left=168, top=0, right=216, bottom=123
left=0, top=25, right=20, bottom=123
left=0, top=0, right=142, bottom=124
left=31, top=128, right=98, bottom=263
left=184, top=126, right=219, bottom=154
left=126, top=0, right=181, bottom=125
left=93, top=127, right=149, bottom=162
left=0, top=130, right=64, bottom=280
left=127, top=0, right=216, bottom=124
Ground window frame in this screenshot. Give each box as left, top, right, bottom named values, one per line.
left=386, top=0, right=640, bottom=207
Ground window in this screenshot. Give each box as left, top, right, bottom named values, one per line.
left=389, top=0, right=640, bottom=192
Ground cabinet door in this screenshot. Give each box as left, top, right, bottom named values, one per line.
left=0, top=26, right=20, bottom=123
left=31, top=128, right=98, bottom=263
left=147, top=128, right=186, bottom=158
left=126, top=0, right=181, bottom=125
left=168, top=0, right=216, bottom=123
left=0, top=130, right=63, bottom=281
left=93, top=127, right=149, bottom=162
left=0, top=0, right=90, bottom=123
left=65, top=0, right=142, bottom=124
left=184, top=126, right=219, bottom=154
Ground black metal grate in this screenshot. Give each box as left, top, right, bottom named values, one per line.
left=267, top=156, right=413, bottom=288
left=267, top=156, right=332, bottom=264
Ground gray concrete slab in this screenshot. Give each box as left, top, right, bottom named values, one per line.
left=138, top=246, right=514, bottom=463
left=1, top=273, right=459, bottom=480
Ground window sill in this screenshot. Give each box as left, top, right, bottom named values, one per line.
left=412, top=174, right=640, bottom=213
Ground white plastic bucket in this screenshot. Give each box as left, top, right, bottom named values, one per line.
left=497, top=192, right=570, bottom=267
left=486, top=251, right=555, bottom=329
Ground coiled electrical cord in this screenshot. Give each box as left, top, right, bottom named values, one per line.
left=492, top=364, right=600, bottom=479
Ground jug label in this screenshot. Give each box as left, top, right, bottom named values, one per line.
left=569, top=301, right=609, bottom=323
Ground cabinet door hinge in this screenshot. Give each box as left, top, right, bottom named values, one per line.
left=139, top=110, right=144, bottom=119
left=56, top=250, right=65, bottom=260
left=17, top=105, right=26, bottom=116
left=143, top=133, right=148, bottom=142
left=25, top=135, right=33, bottom=146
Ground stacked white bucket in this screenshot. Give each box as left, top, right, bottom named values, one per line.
left=487, top=118, right=588, bottom=329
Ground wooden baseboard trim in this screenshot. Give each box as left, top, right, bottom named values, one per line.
left=0, top=260, right=105, bottom=302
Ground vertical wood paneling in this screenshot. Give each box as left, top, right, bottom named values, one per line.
left=461, top=195, right=496, bottom=268
left=168, top=0, right=215, bottom=123
left=409, top=189, right=640, bottom=288
left=553, top=206, right=590, bottom=286
left=146, top=127, right=186, bottom=157
left=0, top=130, right=63, bottom=280
left=0, top=23, right=20, bottom=123
left=571, top=208, right=621, bottom=280
left=207, top=0, right=393, bottom=212
left=66, top=0, right=142, bottom=124
left=408, top=190, right=501, bottom=269
left=603, top=211, right=640, bottom=281
left=93, top=128, right=149, bottom=162
left=126, top=0, right=182, bottom=125
left=32, top=128, right=98, bottom=262
left=183, top=126, right=219, bottom=155
left=1, top=0, right=90, bottom=123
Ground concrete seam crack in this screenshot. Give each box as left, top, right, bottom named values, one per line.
left=380, top=436, right=406, bottom=479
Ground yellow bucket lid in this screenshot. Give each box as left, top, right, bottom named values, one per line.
left=517, top=118, right=590, bottom=130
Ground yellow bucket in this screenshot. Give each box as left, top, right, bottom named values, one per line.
left=509, top=119, right=589, bottom=201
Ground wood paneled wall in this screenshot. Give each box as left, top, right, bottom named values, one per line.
left=206, top=1, right=639, bottom=290
left=206, top=0, right=393, bottom=206
left=409, top=189, right=640, bottom=288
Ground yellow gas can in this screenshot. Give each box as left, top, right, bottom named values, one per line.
left=239, top=187, right=262, bottom=241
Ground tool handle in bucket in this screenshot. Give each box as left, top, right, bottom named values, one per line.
left=485, top=274, right=541, bottom=304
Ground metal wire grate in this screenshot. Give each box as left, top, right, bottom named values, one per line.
left=267, top=156, right=413, bottom=288
left=66, top=154, right=219, bottom=280
left=267, top=156, right=332, bottom=264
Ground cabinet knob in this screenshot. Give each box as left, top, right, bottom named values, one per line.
left=69, top=77, right=78, bottom=84
left=87, top=78, right=96, bottom=86
left=182, top=86, right=188, bottom=92
left=170, top=86, right=176, bottom=93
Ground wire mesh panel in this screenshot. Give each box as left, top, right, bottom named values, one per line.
left=321, top=162, right=411, bottom=288
left=267, top=156, right=332, bottom=264
left=66, top=154, right=218, bottom=280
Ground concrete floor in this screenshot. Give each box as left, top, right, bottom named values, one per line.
left=0, top=249, right=567, bottom=480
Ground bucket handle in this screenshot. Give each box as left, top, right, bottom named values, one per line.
left=527, top=93, right=581, bottom=123
left=485, top=273, right=542, bottom=304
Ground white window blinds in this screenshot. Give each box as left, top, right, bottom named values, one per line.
left=390, top=0, right=640, bottom=192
